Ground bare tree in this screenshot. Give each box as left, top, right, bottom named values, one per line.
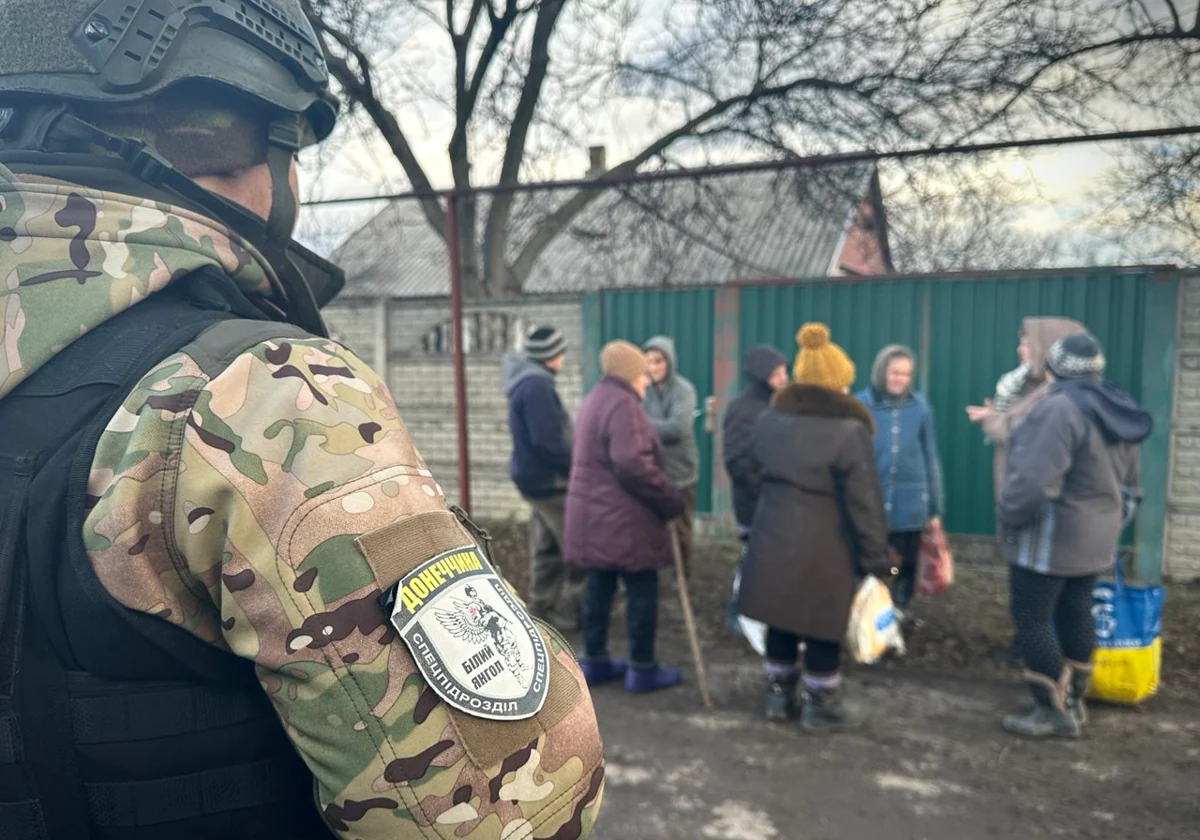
left=885, top=158, right=1068, bottom=272
left=1085, top=137, right=1200, bottom=267
left=302, top=0, right=1200, bottom=297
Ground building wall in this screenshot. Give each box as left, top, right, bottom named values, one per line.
left=835, top=199, right=890, bottom=277
left=1167, top=273, right=1200, bottom=580
left=324, top=296, right=585, bottom=521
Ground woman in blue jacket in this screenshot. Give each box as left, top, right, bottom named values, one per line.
left=857, top=345, right=944, bottom=611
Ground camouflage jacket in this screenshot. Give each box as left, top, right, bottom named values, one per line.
left=0, top=164, right=604, bottom=838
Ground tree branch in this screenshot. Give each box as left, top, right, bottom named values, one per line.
left=481, top=0, right=568, bottom=294
left=303, top=2, right=447, bottom=240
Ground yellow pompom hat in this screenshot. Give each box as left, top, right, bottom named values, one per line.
left=792, top=323, right=856, bottom=392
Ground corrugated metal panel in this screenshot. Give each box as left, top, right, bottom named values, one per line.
left=741, top=270, right=1154, bottom=535
left=590, top=268, right=1164, bottom=537
left=927, top=270, right=1149, bottom=534
left=738, top=279, right=928, bottom=393
left=600, top=289, right=716, bottom=512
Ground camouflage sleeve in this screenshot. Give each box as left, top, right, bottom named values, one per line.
left=83, top=336, right=605, bottom=839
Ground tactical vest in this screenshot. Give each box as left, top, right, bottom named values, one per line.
left=0, top=269, right=332, bottom=839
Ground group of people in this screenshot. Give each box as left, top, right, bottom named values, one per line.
left=722, top=325, right=943, bottom=729
left=504, top=328, right=700, bottom=694
left=724, top=318, right=1150, bottom=738
left=507, top=312, right=1153, bottom=742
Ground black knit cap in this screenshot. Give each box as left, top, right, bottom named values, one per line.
left=522, top=325, right=568, bottom=362
left=1047, top=332, right=1106, bottom=380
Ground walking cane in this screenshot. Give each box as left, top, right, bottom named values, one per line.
left=670, top=523, right=713, bottom=709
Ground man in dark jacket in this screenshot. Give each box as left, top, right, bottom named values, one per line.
left=722, top=345, right=789, bottom=629
left=998, top=332, right=1151, bottom=739
left=503, top=325, right=586, bottom=629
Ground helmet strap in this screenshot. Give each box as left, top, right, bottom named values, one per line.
left=260, top=114, right=327, bottom=337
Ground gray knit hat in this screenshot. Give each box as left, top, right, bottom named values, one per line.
left=1046, top=333, right=1106, bottom=380
left=522, top=325, right=568, bottom=362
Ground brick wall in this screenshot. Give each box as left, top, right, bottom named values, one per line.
left=324, top=296, right=584, bottom=521
left=1167, top=275, right=1200, bottom=580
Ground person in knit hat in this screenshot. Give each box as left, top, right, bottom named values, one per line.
left=997, top=332, right=1151, bottom=739
left=564, top=341, right=687, bottom=693
left=502, top=325, right=585, bottom=630
left=967, top=317, right=1085, bottom=666
left=722, top=345, right=790, bottom=632
left=739, top=324, right=894, bottom=730
left=791, top=322, right=857, bottom=392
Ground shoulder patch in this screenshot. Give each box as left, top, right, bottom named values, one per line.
left=378, top=546, right=550, bottom=721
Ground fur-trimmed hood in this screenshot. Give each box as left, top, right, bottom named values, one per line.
left=772, top=384, right=875, bottom=432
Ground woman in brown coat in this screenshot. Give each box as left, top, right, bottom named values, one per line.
left=738, top=324, right=894, bottom=731
left=966, top=316, right=1084, bottom=664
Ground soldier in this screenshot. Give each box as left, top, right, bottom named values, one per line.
left=0, top=3, right=603, bottom=839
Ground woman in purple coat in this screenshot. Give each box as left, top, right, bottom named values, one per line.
left=565, top=340, right=687, bottom=693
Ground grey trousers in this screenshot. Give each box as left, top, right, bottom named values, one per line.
left=524, top=494, right=586, bottom=619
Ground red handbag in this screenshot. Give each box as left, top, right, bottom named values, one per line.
left=916, top=519, right=954, bottom=597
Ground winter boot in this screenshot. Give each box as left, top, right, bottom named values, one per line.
left=764, top=672, right=799, bottom=722
left=800, top=683, right=863, bottom=733
left=578, top=658, right=627, bottom=687
left=625, top=664, right=682, bottom=694
left=1066, top=660, right=1093, bottom=727
left=1003, top=671, right=1080, bottom=739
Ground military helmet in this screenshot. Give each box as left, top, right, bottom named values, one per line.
left=0, top=0, right=338, bottom=144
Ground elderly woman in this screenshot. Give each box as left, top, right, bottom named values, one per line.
left=857, top=345, right=943, bottom=613
left=739, top=324, right=894, bottom=730
left=967, top=317, right=1084, bottom=662
left=565, top=340, right=686, bottom=694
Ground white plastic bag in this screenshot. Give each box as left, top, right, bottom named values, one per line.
left=731, top=565, right=770, bottom=656
left=846, top=575, right=905, bottom=664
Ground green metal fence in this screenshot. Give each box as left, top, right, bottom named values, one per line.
left=584, top=267, right=1178, bottom=578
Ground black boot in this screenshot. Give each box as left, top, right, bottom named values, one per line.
left=800, top=683, right=863, bottom=732
left=1003, top=671, right=1080, bottom=739
left=764, top=672, right=798, bottom=722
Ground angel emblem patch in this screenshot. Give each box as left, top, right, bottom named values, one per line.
left=379, top=546, right=549, bottom=720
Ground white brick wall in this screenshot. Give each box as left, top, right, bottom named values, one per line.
left=329, top=296, right=584, bottom=521
left=323, top=299, right=380, bottom=363
left=1168, top=275, right=1200, bottom=580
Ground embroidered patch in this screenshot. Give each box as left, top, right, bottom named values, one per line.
left=379, top=546, right=549, bottom=720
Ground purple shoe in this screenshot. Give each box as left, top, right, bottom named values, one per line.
left=625, top=665, right=682, bottom=694
left=578, top=658, right=627, bottom=687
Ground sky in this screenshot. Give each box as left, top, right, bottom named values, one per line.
left=295, top=0, right=1178, bottom=267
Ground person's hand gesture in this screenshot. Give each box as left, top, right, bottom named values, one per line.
left=965, top=399, right=993, bottom=424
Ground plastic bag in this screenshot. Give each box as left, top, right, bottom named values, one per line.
left=916, top=519, right=954, bottom=597
left=1089, top=562, right=1163, bottom=705
left=846, top=575, right=905, bottom=664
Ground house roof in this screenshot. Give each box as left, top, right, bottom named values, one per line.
left=330, top=163, right=883, bottom=299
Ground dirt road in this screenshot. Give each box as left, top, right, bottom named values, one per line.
left=590, top=653, right=1198, bottom=839
left=486, top=523, right=1200, bottom=839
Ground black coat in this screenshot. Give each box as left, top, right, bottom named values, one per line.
left=738, top=385, right=893, bottom=642
left=722, top=346, right=787, bottom=527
